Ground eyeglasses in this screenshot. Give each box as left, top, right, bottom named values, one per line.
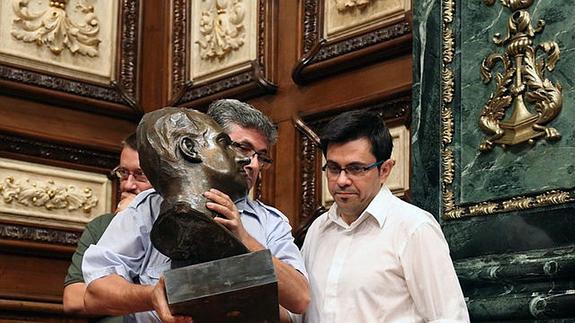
left=322, top=160, right=384, bottom=179
left=230, top=141, right=273, bottom=170
left=111, top=166, right=149, bottom=182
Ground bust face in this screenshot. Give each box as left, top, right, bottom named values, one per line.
left=137, top=108, right=249, bottom=202
left=191, top=112, right=249, bottom=200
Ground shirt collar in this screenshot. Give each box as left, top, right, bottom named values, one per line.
left=364, top=186, right=392, bottom=228
left=326, top=186, right=391, bottom=229
left=235, top=195, right=256, bottom=216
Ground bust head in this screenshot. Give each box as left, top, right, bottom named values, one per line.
left=137, top=107, right=249, bottom=210
left=137, top=107, right=250, bottom=264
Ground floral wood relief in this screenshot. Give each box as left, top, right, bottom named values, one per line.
left=197, top=0, right=246, bottom=60
left=336, top=0, right=374, bottom=12
left=479, top=0, right=562, bottom=151
left=11, top=0, right=101, bottom=57
left=0, top=176, right=98, bottom=214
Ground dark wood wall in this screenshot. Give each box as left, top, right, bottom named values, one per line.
left=0, top=1, right=411, bottom=320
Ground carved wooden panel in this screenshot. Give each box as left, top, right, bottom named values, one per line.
left=0, top=131, right=117, bottom=244
left=293, top=0, right=412, bottom=84
left=0, top=132, right=119, bottom=171
left=0, top=0, right=142, bottom=118
left=0, top=223, right=80, bottom=246
left=0, top=158, right=112, bottom=230
left=170, top=0, right=277, bottom=108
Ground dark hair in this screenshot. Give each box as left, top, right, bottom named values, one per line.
left=319, top=110, right=393, bottom=162
left=207, top=99, right=278, bottom=145
left=122, top=132, right=137, bottom=150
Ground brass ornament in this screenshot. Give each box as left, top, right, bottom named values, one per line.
left=197, top=0, right=247, bottom=60
left=440, top=0, right=457, bottom=216
left=0, top=176, right=98, bottom=214
left=479, top=0, right=562, bottom=151
left=443, top=27, right=454, bottom=64
left=444, top=206, right=464, bottom=219
left=441, top=106, right=454, bottom=144
left=469, top=201, right=498, bottom=216
left=443, top=190, right=464, bottom=219
left=11, top=0, right=101, bottom=57
left=500, top=191, right=572, bottom=212
left=441, top=148, right=455, bottom=185
left=442, top=67, right=455, bottom=104
left=535, top=190, right=572, bottom=206
left=439, top=0, right=572, bottom=219
left=502, top=196, right=532, bottom=211
left=443, top=0, right=454, bottom=23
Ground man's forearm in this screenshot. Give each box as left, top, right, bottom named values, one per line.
left=84, top=274, right=155, bottom=315
left=63, top=283, right=88, bottom=314
left=273, top=257, right=310, bottom=314
left=243, top=236, right=310, bottom=314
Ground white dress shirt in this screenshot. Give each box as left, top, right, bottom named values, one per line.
left=300, top=186, right=469, bottom=323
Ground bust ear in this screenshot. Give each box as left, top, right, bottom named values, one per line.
left=179, top=137, right=202, bottom=163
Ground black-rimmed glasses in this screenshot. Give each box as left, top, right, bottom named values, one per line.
left=111, top=166, right=149, bottom=182
left=322, top=160, right=384, bottom=180
left=230, top=141, right=273, bottom=170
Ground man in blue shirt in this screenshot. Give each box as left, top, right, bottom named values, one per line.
left=82, top=100, right=310, bottom=322
left=63, top=133, right=153, bottom=323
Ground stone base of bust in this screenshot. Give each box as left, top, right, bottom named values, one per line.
left=164, top=249, right=279, bottom=322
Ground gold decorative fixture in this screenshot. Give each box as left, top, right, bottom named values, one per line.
left=478, top=0, right=562, bottom=151
left=0, top=176, right=98, bottom=214
left=439, top=0, right=572, bottom=219
left=11, top=0, right=101, bottom=57
left=197, top=0, right=246, bottom=60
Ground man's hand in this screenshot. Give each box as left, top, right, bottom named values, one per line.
left=84, top=275, right=193, bottom=321
left=152, top=277, right=193, bottom=323
left=116, top=192, right=137, bottom=213
left=204, top=189, right=310, bottom=314
left=204, top=189, right=251, bottom=244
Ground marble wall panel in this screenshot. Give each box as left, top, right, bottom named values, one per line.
left=458, top=0, right=575, bottom=204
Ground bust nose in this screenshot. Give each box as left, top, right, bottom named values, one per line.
left=236, top=155, right=251, bottom=167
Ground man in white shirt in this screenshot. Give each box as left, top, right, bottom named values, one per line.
left=300, top=110, right=469, bottom=322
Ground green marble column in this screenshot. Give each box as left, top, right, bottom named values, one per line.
left=413, top=0, right=575, bottom=321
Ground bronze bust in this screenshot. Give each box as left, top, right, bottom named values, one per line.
left=136, top=107, right=250, bottom=267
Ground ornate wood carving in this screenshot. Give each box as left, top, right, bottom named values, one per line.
left=293, top=0, right=412, bottom=84
left=0, top=0, right=142, bottom=118
left=0, top=132, right=118, bottom=171
left=11, top=0, right=102, bottom=57
left=0, top=132, right=115, bottom=245
left=310, top=22, right=411, bottom=64
left=117, top=0, right=141, bottom=105
left=196, top=1, right=247, bottom=60
left=170, top=0, right=277, bottom=108
left=303, top=0, right=321, bottom=54
left=0, top=222, right=79, bottom=246
left=0, top=176, right=99, bottom=213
